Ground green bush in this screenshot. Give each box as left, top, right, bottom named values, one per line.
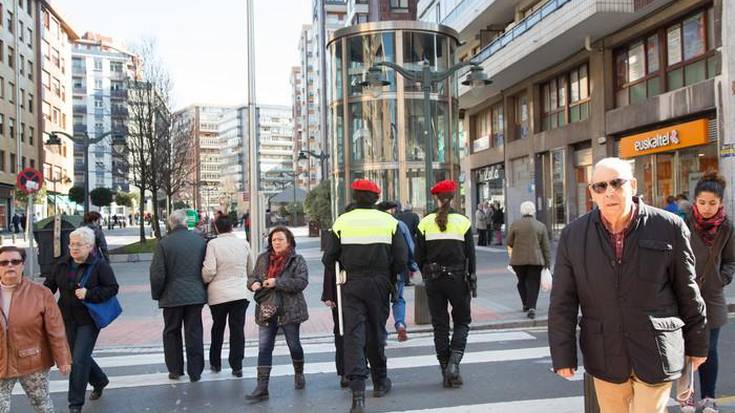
left=304, top=180, right=332, bottom=228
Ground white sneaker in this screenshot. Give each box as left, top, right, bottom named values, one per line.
left=700, top=397, right=719, bottom=413
left=679, top=405, right=695, bottom=413
left=678, top=394, right=696, bottom=413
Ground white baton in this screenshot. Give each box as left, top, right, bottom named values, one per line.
left=335, top=262, right=345, bottom=337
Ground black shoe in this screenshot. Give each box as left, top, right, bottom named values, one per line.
left=522, top=305, right=529, bottom=312
left=350, top=390, right=365, bottom=413
left=232, top=369, right=243, bottom=378
left=527, top=309, right=536, bottom=319
left=440, top=361, right=451, bottom=388
left=373, top=377, right=392, bottom=398
left=210, top=364, right=221, bottom=373
left=168, top=373, right=182, bottom=380
left=189, top=375, right=201, bottom=382
left=340, top=375, right=350, bottom=388
left=446, top=351, right=463, bottom=388
left=89, top=387, right=104, bottom=401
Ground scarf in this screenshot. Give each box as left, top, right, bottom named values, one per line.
left=692, top=205, right=727, bottom=247
left=266, top=248, right=292, bottom=280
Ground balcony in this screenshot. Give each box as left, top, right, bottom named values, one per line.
left=458, top=0, right=675, bottom=108
left=112, top=125, right=129, bottom=136
left=73, top=86, right=87, bottom=95
left=73, top=124, right=87, bottom=134
left=111, top=106, right=129, bottom=118
left=73, top=104, right=87, bottom=113
left=110, top=89, right=127, bottom=99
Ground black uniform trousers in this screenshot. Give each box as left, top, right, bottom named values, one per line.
left=162, top=304, right=205, bottom=378
left=425, top=274, right=472, bottom=362
left=342, top=274, right=391, bottom=391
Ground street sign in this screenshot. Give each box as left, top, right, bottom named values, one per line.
left=16, top=168, right=44, bottom=194
left=185, top=209, right=199, bottom=229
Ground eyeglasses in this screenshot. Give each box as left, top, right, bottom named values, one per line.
left=69, top=242, right=90, bottom=249
left=0, top=259, right=24, bottom=267
left=590, top=178, right=629, bottom=194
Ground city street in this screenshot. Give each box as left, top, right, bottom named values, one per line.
left=7, top=225, right=735, bottom=412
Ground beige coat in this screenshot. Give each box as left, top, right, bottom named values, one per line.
left=202, top=233, right=254, bottom=305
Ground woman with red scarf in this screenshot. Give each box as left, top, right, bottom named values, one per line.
left=680, top=172, right=735, bottom=413
left=245, top=226, right=309, bottom=403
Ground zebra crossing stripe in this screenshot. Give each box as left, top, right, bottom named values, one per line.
left=13, top=346, right=551, bottom=395
left=388, top=396, right=584, bottom=412
left=89, top=331, right=537, bottom=369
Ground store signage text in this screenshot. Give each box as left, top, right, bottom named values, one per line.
left=619, top=119, right=709, bottom=158
left=476, top=165, right=504, bottom=182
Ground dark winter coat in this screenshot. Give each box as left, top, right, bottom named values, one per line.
left=86, top=223, right=109, bottom=262
left=149, top=225, right=207, bottom=308
left=248, top=251, right=309, bottom=327
left=686, top=216, right=735, bottom=329
left=44, top=254, right=119, bottom=326
left=548, top=199, right=709, bottom=385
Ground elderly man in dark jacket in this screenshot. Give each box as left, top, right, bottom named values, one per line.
left=548, top=157, right=709, bottom=413
left=150, top=209, right=207, bottom=382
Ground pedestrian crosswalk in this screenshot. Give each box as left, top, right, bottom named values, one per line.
left=9, top=327, right=702, bottom=412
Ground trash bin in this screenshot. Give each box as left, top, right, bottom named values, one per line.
left=414, top=282, right=432, bottom=325
left=33, top=215, right=82, bottom=278
left=308, top=221, right=320, bottom=237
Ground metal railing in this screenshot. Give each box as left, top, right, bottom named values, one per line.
left=457, top=0, right=572, bottom=80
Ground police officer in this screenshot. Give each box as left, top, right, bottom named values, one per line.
left=415, top=179, right=476, bottom=388
left=322, top=180, right=407, bottom=413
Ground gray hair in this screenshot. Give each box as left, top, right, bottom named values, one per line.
left=520, top=201, right=536, bottom=217
left=594, top=157, right=633, bottom=179
left=70, top=227, right=96, bottom=246
left=403, top=203, right=413, bottom=211
left=169, top=209, right=189, bottom=228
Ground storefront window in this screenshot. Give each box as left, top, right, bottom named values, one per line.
left=632, top=157, right=654, bottom=205
left=513, top=93, right=529, bottom=140
left=491, top=103, right=504, bottom=148
left=551, top=150, right=566, bottom=236
left=655, top=153, right=674, bottom=208
left=678, top=144, right=718, bottom=199
left=574, top=147, right=592, bottom=218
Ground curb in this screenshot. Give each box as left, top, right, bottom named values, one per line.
left=109, top=253, right=153, bottom=263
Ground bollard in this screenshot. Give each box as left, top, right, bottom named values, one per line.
left=11, top=233, right=16, bottom=244
left=584, top=372, right=600, bottom=413
left=0, top=235, right=3, bottom=245
left=414, top=282, right=432, bottom=325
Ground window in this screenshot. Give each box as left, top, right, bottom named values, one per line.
left=568, top=64, right=590, bottom=122
left=0, top=77, right=3, bottom=99
left=7, top=46, right=13, bottom=68
left=52, top=48, right=60, bottom=68
left=8, top=118, right=14, bottom=138
left=0, top=40, right=3, bottom=62
left=43, top=9, right=49, bottom=29
left=20, top=89, right=24, bottom=108
left=19, top=21, right=23, bottom=41
left=7, top=11, right=12, bottom=33
left=27, top=0, right=32, bottom=16
left=27, top=28, right=32, bottom=48
left=22, top=157, right=26, bottom=169
left=53, top=77, right=61, bottom=97
left=30, top=159, right=34, bottom=169
left=94, top=79, right=102, bottom=90
left=94, top=59, right=102, bottom=71
left=20, top=123, right=24, bottom=142
left=28, top=93, right=32, bottom=113
left=29, top=126, right=33, bottom=145
left=110, top=61, right=123, bottom=72
left=8, top=82, right=13, bottom=103
left=0, top=114, right=3, bottom=135
left=42, top=70, right=50, bottom=91
left=42, top=40, right=49, bottom=62
left=491, top=103, right=504, bottom=147
left=472, top=109, right=490, bottom=152
left=542, top=63, right=589, bottom=130
left=27, top=60, right=32, bottom=80
left=10, top=154, right=17, bottom=173
left=513, top=93, right=529, bottom=140
left=0, top=151, right=4, bottom=172
left=542, top=75, right=566, bottom=130
left=19, top=56, right=24, bottom=75
left=390, top=0, right=409, bottom=9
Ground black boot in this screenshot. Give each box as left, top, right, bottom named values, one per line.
left=340, top=375, right=350, bottom=388
left=440, top=360, right=451, bottom=388
left=293, top=359, right=305, bottom=390
left=373, top=377, right=392, bottom=397
left=246, top=366, right=271, bottom=402
left=446, top=351, right=464, bottom=388
left=350, top=390, right=365, bottom=413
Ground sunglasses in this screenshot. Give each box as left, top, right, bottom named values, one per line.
left=590, top=178, right=629, bottom=194
left=0, top=259, right=24, bottom=267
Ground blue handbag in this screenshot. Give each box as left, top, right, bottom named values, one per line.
left=78, top=258, right=123, bottom=329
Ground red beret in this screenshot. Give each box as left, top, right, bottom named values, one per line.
left=351, top=179, right=381, bottom=194
left=431, top=180, right=458, bottom=194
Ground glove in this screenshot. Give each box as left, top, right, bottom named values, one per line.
left=468, top=273, right=477, bottom=298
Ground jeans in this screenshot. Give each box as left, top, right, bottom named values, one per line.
left=66, top=321, right=108, bottom=409
left=257, top=320, right=304, bottom=367
left=699, top=327, right=720, bottom=399
left=391, top=276, right=406, bottom=329
left=209, top=299, right=249, bottom=371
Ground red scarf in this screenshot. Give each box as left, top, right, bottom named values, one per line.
left=692, top=206, right=727, bottom=247
left=266, top=249, right=292, bottom=279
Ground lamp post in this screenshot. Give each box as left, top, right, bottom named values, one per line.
left=361, top=61, right=491, bottom=211
left=45, top=130, right=121, bottom=215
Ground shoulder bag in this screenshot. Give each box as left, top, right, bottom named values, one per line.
left=79, top=260, right=123, bottom=329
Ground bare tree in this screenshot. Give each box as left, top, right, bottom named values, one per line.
left=161, top=111, right=194, bottom=217
left=127, top=39, right=173, bottom=241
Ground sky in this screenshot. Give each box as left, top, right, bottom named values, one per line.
left=53, top=0, right=312, bottom=110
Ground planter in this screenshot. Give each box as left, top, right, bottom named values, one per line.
left=308, top=221, right=320, bottom=237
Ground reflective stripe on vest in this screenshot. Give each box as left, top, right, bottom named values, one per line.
left=418, top=213, right=471, bottom=242
left=332, top=209, right=397, bottom=245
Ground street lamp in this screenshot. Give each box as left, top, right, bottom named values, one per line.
left=45, top=130, right=123, bottom=215
left=297, top=150, right=329, bottom=187
left=361, top=60, right=491, bottom=210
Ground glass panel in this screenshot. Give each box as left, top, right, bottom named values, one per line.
left=580, top=102, right=589, bottom=121
left=647, top=77, right=660, bottom=96
left=570, top=105, right=580, bottom=123
left=550, top=113, right=557, bottom=129
left=542, top=116, right=550, bottom=131
left=361, top=169, right=399, bottom=203
left=551, top=150, right=566, bottom=236
left=570, top=69, right=579, bottom=102
left=682, top=12, right=705, bottom=60
left=557, top=76, right=566, bottom=107
left=579, top=64, right=588, bottom=99
left=632, top=157, right=654, bottom=205
left=667, top=24, right=682, bottom=66
left=684, top=60, right=706, bottom=85
left=558, top=111, right=565, bottom=127
left=542, top=84, right=550, bottom=112
left=334, top=104, right=344, bottom=169
left=667, top=68, right=683, bottom=90
left=492, top=104, right=504, bottom=148
left=630, top=82, right=647, bottom=104
left=678, top=144, right=718, bottom=201
left=405, top=100, right=447, bottom=162
left=616, top=52, right=628, bottom=87
left=407, top=168, right=427, bottom=216
left=707, top=54, right=720, bottom=77
left=628, top=42, right=645, bottom=82
left=549, top=80, right=557, bottom=109
left=647, top=35, right=659, bottom=73
left=616, top=88, right=629, bottom=107
left=348, top=100, right=398, bottom=164
left=707, top=7, right=715, bottom=50
left=403, top=32, right=449, bottom=93
left=332, top=40, right=342, bottom=102
left=654, top=153, right=675, bottom=208
left=346, top=33, right=396, bottom=97
left=574, top=148, right=593, bottom=217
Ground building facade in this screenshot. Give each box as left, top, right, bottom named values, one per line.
left=217, top=105, right=250, bottom=210
left=72, top=32, right=136, bottom=193
left=0, top=0, right=43, bottom=230
left=40, top=1, right=77, bottom=216
left=420, top=0, right=725, bottom=238
left=258, top=105, right=295, bottom=195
